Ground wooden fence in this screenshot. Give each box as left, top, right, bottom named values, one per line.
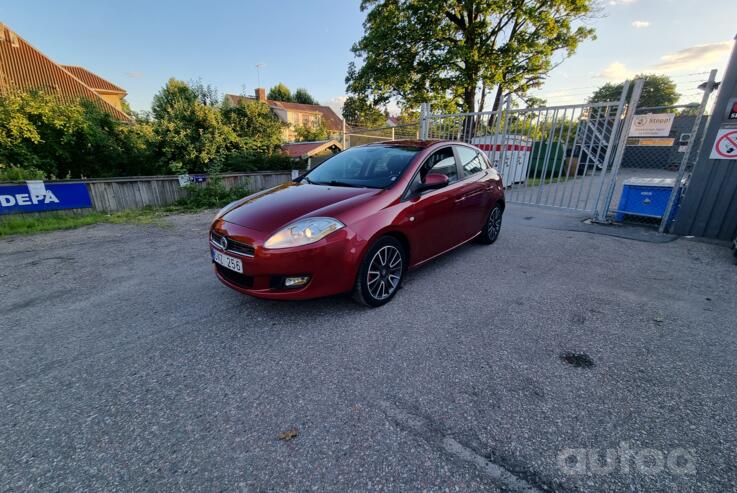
left=1, top=171, right=293, bottom=215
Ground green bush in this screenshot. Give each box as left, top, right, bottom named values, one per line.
left=223, top=150, right=296, bottom=172
left=0, top=80, right=291, bottom=180
left=0, top=163, right=45, bottom=181
left=528, top=141, right=567, bottom=179
left=0, top=91, right=161, bottom=178
left=175, top=179, right=251, bottom=209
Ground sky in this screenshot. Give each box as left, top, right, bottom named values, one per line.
left=1, top=0, right=735, bottom=114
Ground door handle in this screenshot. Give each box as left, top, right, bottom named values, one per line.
left=455, top=196, right=466, bottom=203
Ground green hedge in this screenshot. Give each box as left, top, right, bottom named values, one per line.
left=528, top=141, right=567, bottom=179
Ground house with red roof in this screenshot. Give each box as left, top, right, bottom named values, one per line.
left=0, top=22, right=131, bottom=121
left=282, top=140, right=343, bottom=162
left=224, top=88, right=343, bottom=142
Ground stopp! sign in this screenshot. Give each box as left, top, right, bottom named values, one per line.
left=0, top=182, right=92, bottom=214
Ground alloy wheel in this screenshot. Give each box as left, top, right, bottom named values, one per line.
left=487, top=207, right=502, bottom=242
left=367, top=245, right=403, bottom=301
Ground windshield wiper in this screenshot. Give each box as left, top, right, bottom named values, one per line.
left=329, top=180, right=361, bottom=187
left=301, top=176, right=313, bottom=184
left=313, top=180, right=364, bottom=188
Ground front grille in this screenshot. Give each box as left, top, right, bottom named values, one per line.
left=210, top=231, right=255, bottom=256
left=215, top=264, right=254, bottom=289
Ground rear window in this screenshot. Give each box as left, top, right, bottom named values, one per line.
left=456, top=146, right=487, bottom=177
left=304, top=145, right=420, bottom=189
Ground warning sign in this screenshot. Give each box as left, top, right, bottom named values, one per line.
left=629, top=113, right=674, bottom=137
left=710, top=128, right=737, bottom=160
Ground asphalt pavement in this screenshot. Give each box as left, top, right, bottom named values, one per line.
left=1, top=206, right=736, bottom=492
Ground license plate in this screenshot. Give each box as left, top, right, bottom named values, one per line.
left=212, top=248, right=243, bottom=273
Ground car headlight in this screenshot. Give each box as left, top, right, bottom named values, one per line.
left=264, top=217, right=344, bottom=249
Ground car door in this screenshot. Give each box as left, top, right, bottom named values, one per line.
left=453, top=145, right=494, bottom=238
left=404, top=146, right=468, bottom=262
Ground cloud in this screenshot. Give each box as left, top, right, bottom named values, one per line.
left=631, top=20, right=650, bottom=28
left=126, top=71, right=144, bottom=78
left=544, top=90, right=572, bottom=99
left=653, top=41, right=733, bottom=72
left=597, top=62, right=636, bottom=80
left=609, top=0, right=636, bottom=5
left=325, top=96, right=347, bottom=116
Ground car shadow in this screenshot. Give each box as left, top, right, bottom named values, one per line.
left=226, top=240, right=485, bottom=316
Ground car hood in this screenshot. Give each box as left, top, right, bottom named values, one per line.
left=222, top=181, right=380, bottom=232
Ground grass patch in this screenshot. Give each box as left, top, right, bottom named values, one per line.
left=174, top=181, right=251, bottom=210
left=0, top=183, right=254, bottom=237
left=525, top=176, right=572, bottom=187
left=0, top=209, right=175, bottom=237
left=0, top=181, right=256, bottom=237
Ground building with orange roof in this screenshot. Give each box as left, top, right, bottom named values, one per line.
left=224, top=88, right=343, bottom=142
left=0, top=22, right=131, bottom=121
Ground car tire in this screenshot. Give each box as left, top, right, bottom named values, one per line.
left=476, top=204, right=503, bottom=245
left=353, top=236, right=406, bottom=307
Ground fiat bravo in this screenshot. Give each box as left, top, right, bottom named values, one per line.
left=210, top=140, right=504, bottom=306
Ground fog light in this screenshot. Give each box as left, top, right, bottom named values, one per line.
left=284, top=276, right=310, bottom=288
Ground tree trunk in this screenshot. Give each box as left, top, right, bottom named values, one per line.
left=492, top=85, right=504, bottom=111
left=475, top=84, right=487, bottom=131
left=461, top=86, right=476, bottom=142
left=487, top=85, right=504, bottom=128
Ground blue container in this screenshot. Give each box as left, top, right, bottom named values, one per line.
left=614, top=177, right=680, bottom=222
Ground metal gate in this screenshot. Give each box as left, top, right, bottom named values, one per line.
left=602, top=71, right=717, bottom=232
left=419, top=82, right=637, bottom=219
left=342, top=74, right=716, bottom=230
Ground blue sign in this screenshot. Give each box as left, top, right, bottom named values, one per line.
left=0, top=183, right=92, bottom=214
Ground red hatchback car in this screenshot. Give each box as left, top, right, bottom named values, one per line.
left=210, top=140, right=504, bottom=306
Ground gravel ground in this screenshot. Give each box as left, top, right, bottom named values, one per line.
left=1, top=206, right=736, bottom=492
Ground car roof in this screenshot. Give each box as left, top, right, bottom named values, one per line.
left=364, top=139, right=467, bottom=150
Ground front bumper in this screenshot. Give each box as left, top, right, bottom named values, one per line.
left=210, top=219, right=363, bottom=300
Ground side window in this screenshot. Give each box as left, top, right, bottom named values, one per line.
left=420, top=147, right=458, bottom=184
left=456, top=146, right=487, bottom=177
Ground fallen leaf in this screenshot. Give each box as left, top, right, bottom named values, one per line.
left=278, top=427, right=299, bottom=441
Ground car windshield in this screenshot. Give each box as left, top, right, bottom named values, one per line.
left=304, top=145, right=421, bottom=189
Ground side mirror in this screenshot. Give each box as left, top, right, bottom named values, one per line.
left=421, top=173, right=449, bottom=191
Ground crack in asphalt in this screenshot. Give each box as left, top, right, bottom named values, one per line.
left=378, top=399, right=546, bottom=493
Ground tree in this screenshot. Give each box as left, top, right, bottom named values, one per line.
left=589, top=74, right=680, bottom=108
left=294, top=120, right=330, bottom=142
left=190, top=79, right=221, bottom=106
left=268, top=83, right=292, bottom=102
left=346, top=0, right=596, bottom=114
left=0, top=80, right=294, bottom=180
left=221, top=98, right=286, bottom=154
left=152, top=78, right=198, bottom=119
left=0, top=90, right=161, bottom=179
left=342, top=95, right=386, bottom=127
left=152, top=79, right=239, bottom=173
left=293, top=88, right=318, bottom=105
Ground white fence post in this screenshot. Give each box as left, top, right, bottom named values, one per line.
left=342, top=118, right=347, bottom=149
left=419, top=102, right=430, bottom=139
left=594, top=78, right=645, bottom=222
